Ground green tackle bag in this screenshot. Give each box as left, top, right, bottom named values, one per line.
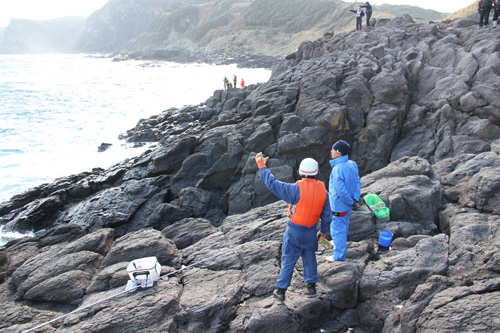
left=363, top=193, right=390, bottom=219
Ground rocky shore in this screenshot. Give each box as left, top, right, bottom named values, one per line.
left=1, top=15, right=500, bottom=332
left=117, top=48, right=281, bottom=69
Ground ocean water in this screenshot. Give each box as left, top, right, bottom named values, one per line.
left=0, top=54, right=271, bottom=243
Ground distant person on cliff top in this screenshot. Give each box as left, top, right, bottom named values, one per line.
left=361, top=2, right=373, bottom=27
left=240, top=78, right=245, bottom=88
left=478, top=0, right=494, bottom=28
left=224, top=76, right=228, bottom=90
left=233, top=75, right=237, bottom=88
left=493, top=0, right=500, bottom=27
left=349, top=6, right=365, bottom=31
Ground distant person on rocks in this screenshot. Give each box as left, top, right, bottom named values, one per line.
left=493, top=0, right=500, bottom=27
left=224, top=76, right=228, bottom=90
left=349, top=5, right=365, bottom=30
left=240, top=78, right=245, bottom=88
left=326, top=140, right=361, bottom=262
left=255, top=153, right=331, bottom=302
left=478, top=0, right=494, bottom=28
left=361, top=1, right=373, bottom=27
left=233, top=75, right=237, bottom=88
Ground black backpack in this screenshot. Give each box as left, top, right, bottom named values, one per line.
left=480, top=0, right=492, bottom=8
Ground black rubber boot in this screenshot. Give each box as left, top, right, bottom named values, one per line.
left=273, top=287, right=286, bottom=301
left=307, top=283, right=316, bottom=295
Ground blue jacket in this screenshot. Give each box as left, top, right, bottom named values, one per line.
left=259, top=168, right=331, bottom=235
left=329, top=155, right=361, bottom=213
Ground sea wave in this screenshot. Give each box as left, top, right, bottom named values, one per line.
left=0, top=54, right=271, bottom=203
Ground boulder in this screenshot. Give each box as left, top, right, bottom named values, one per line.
left=162, top=218, right=217, bottom=249
left=100, top=228, right=182, bottom=269
left=0, top=247, right=8, bottom=283
left=416, top=278, right=500, bottom=331
left=460, top=166, right=500, bottom=214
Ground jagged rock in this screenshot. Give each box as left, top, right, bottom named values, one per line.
left=60, top=277, right=182, bottom=332
left=97, top=142, right=112, bottom=152
left=229, top=298, right=299, bottom=332
left=4, top=239, right=39, bottom=277
left=14, top=250, right=102, bottom=299
left=460, top=166, right=500, bottom=214
left=415, top=278, right=500, bottom=331
left=100, top=228, right=181, bottom=268
left=62, top=177, right=167, bottom=232
left=3, top=195, right=64, bottom=232
left=176, top=268, right=244, bottom=332
left=319, top=261, right=363, bottom=309
left=23, top=270, right=94, bottom=303
left=10, top=228, right=113, bottom=301
left=440, top=204, right=500, bottom=281
left=358, top=234, right=449, bottom=331
left=492, top=138, right=500, bottom=154
left=361, top=156, right=444, bottom=229
left=0, top=247, right=8, bottom=283
left=86, top=262, right=129, bottom=293
left=1, top=16, right=500, bottom=332
left=161, top=218, right=217, bottom=249
left=348, top=208, right=376, bottom=241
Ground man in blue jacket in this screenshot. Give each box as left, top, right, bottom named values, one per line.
left=255, top=153, right=331, bottom=301
left=327, top=140, right=361, bottom=262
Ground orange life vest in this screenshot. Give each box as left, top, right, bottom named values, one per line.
left=288, top=178, right=327, bottom=227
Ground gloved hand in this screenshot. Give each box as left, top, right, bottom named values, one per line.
left=255, top=152, right=269, bottom=169
left=317, top=232, right=332, bottom=249
left=317, top=231, right=326, bottom=239
left=352, top=199, right=360, bottom=210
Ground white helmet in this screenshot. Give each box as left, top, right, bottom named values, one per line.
left=298, top=158, right=319, bottom=177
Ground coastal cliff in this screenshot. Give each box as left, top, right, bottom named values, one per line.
left=1, top=15, right=500, bottom=332
left=0, top=0, right=447, bottom=58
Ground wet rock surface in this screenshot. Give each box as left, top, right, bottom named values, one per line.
left=1, top=16, right=500, bottom=332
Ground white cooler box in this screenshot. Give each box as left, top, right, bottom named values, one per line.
left=127, top=256, right=161, bottom=288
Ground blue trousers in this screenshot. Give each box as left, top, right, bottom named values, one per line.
left=276, top=231, right=318, bottom=289
left=330, top=210, right=352, bottom=261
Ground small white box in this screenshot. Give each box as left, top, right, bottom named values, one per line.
left=127, top=256, right=161, bottom=288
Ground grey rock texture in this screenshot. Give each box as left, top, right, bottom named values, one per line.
left=1, top=15, right=500, bottom=332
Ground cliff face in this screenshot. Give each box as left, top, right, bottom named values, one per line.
left=1, top=15, right=500, bottom=333
left=124, top=0, right=447, bottom=57
left=75, top=0, right=172, bottom=53
left=0, top=0, right=447, bottom=56
left=0, top=17, right=86, bottom=53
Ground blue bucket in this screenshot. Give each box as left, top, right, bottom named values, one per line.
left=378, top=230, right=393, bottom=247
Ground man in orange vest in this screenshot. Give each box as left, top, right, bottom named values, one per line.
left=255, top=153, right=332, bottom=301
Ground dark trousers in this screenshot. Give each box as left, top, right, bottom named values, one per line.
left=494, top=9, right=500, bottom=21
left=479, top=7, right=492, bottom=26
left=356, top=17, right=362, bottom=30
left=366, top=12, right=372, bottom=27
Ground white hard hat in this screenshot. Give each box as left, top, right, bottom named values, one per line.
left=298, top=158, right=319, bottom=177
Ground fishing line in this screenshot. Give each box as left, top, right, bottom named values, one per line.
left=22, top=230, right=281, bottom=333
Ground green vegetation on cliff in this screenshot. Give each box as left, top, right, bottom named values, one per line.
left=124, top=0, right=448, bottom=57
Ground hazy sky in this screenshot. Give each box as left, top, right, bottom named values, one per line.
left=0, top=0, right=477, bottom=27
left=0, top=0, right=108, bottom=27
